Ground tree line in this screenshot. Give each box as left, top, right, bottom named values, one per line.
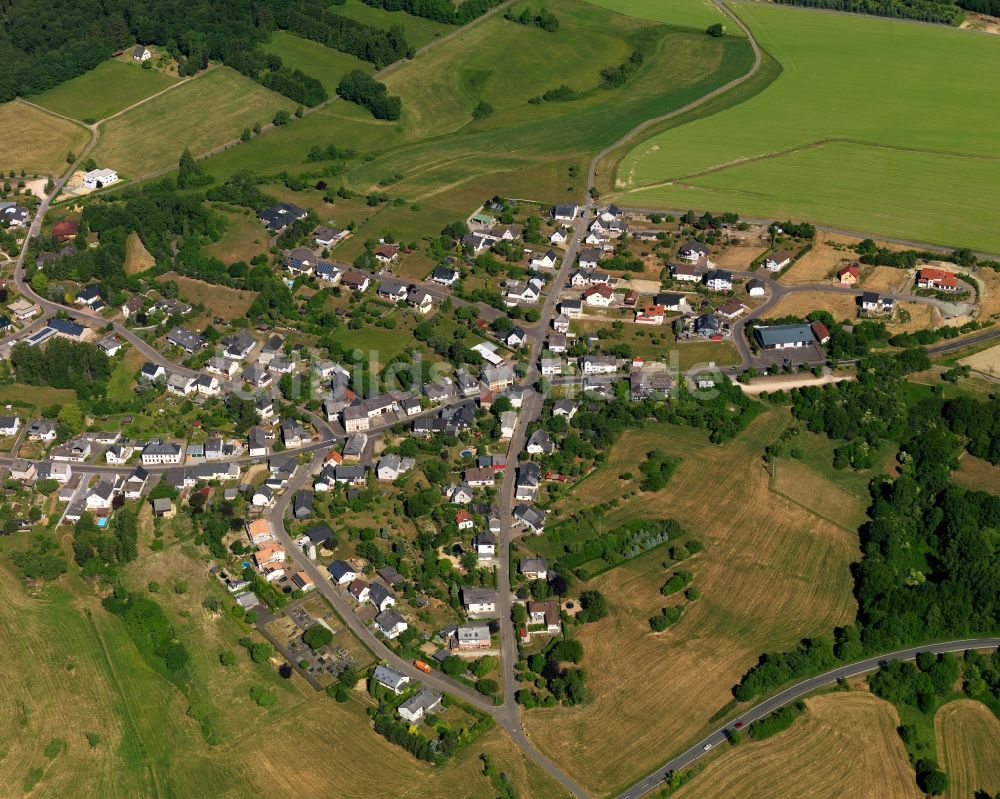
left=363, top=0, right=506, bottom=25
left=337, top=70, right=403, bottom=120
left=770, top=0, right=964, bottom=25
left=282, top=5, right=411, bottom=68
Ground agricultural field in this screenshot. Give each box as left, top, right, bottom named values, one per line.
left=619, top=3, right=1000, bottom=252
left=524, top=411, right=858, bottom=794
left=0, top=384, right=76, bottom=412
left=673, top=693, right=920, bottom=799
left=90, top=67, right=296, bottom=178
left=960, top=341, right=1000, bottom=378
left=935, top=699, right=1000, bottom=799
left=262, top=32, right=373, bottom=95
left=584, top=0, right=729, bottom=29
left=951, top=453, right=1000, bottom=495
left=0, top=101, right=90, bottom=176
left=157, top=272, right=257, bottom=320
left=31, top=60, right=178, bottom=122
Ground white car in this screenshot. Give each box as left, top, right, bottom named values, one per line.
left=703, top=743, right=713, bottom=751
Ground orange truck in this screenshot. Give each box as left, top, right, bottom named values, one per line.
left=414, top=659, right=432, bottom=674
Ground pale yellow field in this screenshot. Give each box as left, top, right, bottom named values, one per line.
left=0, top=100, right=90, bottom=175
left=124, top=232, right=156, bottom=275
left=527, top=412, right=858, bottom=795
left=778, top=233, right=865, bottom=286
left=952, top=453, right=1000, bottom=495
left=767, top=291, right=859, bottom=323
left=974, top=266, right=1000, bottom=318
left=715, top=244, right=768, bottom=270
left=960, top=342, right=1000, bottom=377
left=158, top=271, right=256, bottom=320
left=770, top=457, right=868, bottom=531
left=936, top=699, right=1000, bottom=799
left=889, top=301, right=938, bottom=334
left=862, top=265, right=910, bottom=293
left=673, top=693, right=920, bottom=799
left=202, top=209, right=269, bottom=264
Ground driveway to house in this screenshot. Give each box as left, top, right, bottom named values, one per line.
left=614, top=638, right=1000, bottom=799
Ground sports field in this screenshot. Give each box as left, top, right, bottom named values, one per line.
left=262, top=32, right=374, bottom=95
left=0, top=101, right=90, bottom=175
left=525, top=411, right=858, bottom=795
left=90, top=67, right=295, bottom=178
left=31, top=60, right=178, bottom=122
left=584, top=0, right=729, bottom=29
left=935, top=699, right=1000, bottom=799
left=673, top=693, right=920, bottom=799
left=618, top=3, right=1000, bottom=253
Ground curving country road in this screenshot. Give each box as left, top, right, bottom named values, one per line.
left=615, top=637, right=1000, bottom=799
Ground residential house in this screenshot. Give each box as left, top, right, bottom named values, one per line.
left=376, top=454, right=414, bottom=481
left=132, top=45, right=151, bottom=61
left=373, top=665, right=411, bottom=695
left=581, top=355, right=616, bottom=375
left=746, top=278, right=767, bottom=297
left=430, top=266, right=460, bottom=287
left=540, top=357, right=562, bottom=377
left=315, top=260, right=342, bottom=284
left=705, top=269, right=733, bottom=291
left=754, top=324, right=817, bottom=350
left=635, top=304, right=665, bottom=325
left=499, top=411, right=517, bottom=439
left=246, top=519, right=274, bottom=546
left=82, top=169, right=118, bottom=189
left=764, top=250, right=793, bottom=272
left=196, top=374, right=221, bottom=396
left=121, top=296, right=145, bottom=318
left=374, top=243, right=400, bottom=264
left=75, top=283, right=103, bottom=308
left=86, top=481, right=115, bottom=511
left=252, top=484, right=274, bottom=508
left=10, top=459, right=35, bottom=481
left=549, top=228, right=568, bottom=246
left=462, top=588, right=498, bottom=617
left=142, top=440, right=183, bottom=465
left=583, top=284, right=615, bottom=307
left=292, top=490, right=313, bottom=519
left=348, top=579, right=370, bottom=604
left=166, top=327, right=204, bottom=353
left=454, top=624, right=491, bottom=650
left=166, top=373, right=196, bottom=396
left=526, top=429, right=553, bottom=455
left=375, top=609, right=408, bottom=640
left=406, top=287, right=433, bottom=314
left=578, top=248, right=602, bottom=270
left=257, top=202, right=307, bottom=233
left=519, top=557, right=548, bottom=580
left=397, top=688, right=441, bottom=722
left=504, top=326, right=527, bottom=348
left=552, top=399, right=578, bottom=419
left=225, top=330, right=256, bottom=360
left=140, top=362, right=166, bottom=382
left=837, top=264, right=860, bottom=285
left=377, top=277, right=409, bottom=302
left=553, top=203, right=579, bottom=221
left=694, top=314, right=722, bottom=337
left=811, top=320, right=831, bottom=344
left=515, top=462, right=540, bottom=501
left=341, top=271, right=370, bottom=292
left=916, top=268, right=962, bottom=292
left=474, top=531, right=496, bottom=559
left=314, top=226, right=348, bottom=247
left=369, top=582, right=396, bottom=613
left=513, top=504, right=547, bottom=534
left=464, top=467, right=495, bottom=488
left=122, top=466, right=149, bottom=499
left=527, top=600, right=561, bottom=634
left=291, top=572, right=315, bottom=592
left=152, top=498, right=175, bottom=518
left=560, top=299, right=583, bottom=317
left=482, top=365, right=515, bottom=392
left=671, top=262, right=703, bottom=283
left=456, top=509, right=475, bottom=530
left=529, top=249, right=558, bottom=270
left=552, top=314, right=570, bottom=334
left=717, top=299, right=748, bottom=319
left=0, top=415, right=21, bottom=436
left=328, top=560, right=357, bottom=585
left=678, top=241, right=710, bottom=262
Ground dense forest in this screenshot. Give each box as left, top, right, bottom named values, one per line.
left=772, top=0, right=999, bottom=24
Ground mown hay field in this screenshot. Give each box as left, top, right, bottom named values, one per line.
left=935, top=699, right=1000, bottom=799
left=0, top=100, right=90, bottom=175
left=525, top=411, right=858, bottom=795
left=674, top=693, right=920, bottom=799
left=90, top=67, right=296, bottom=178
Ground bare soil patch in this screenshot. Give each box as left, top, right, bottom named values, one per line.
left=768, top=291, right=859, bottom=322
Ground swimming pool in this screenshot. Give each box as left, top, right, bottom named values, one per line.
left=460, top=449, right=474, bottom=458
left=97, top=517, right=109, bottom=528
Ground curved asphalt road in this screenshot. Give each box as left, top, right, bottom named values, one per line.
left=616, top=638, right=1000, bottom=799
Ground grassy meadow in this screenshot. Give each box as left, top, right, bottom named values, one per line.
left=262, top=32, right=374, bottom=95
left=523, top=410, right=859, bottom=794
left=619, top=2, right=1000, bottom=252
left=584, top=0, right=729, bottom=29
left=673, top=693, right=920, bottom=799
left=333, top=0, right=455, bottom=49
left=31, top=61, right=178, bottom=122
left=198, top=0, right=754, bottom=248
left=0, top=101, right=90, bottom=175
left=90, top=67, right=296, bottom=177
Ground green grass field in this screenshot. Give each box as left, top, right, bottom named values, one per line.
left=31, top=60, right=178, bottom=122
left=584, top=0, right=729, bottom=30
left=90, top=66, right=296, bottom=178
left=201, top=0, right=753, bottom=240
left=262, top=31, right=374, bottom=95
left=332, top=0, right=455, bottom=49
left=618, top=2, right=1000, bottom=252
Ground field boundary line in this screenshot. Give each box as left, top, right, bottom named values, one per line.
left=12, top=98, right=91, bottom=132
left=766, top=461, right=862, bottom=534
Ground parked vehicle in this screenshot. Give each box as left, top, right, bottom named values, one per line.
left=414, top=659, right=432, bottom=674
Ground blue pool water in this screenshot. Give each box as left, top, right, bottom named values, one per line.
left=242, top=561, right=252, bottom=569
left=97, top=517, right=108, bottom=528
left=460, top=449, right=474, bottom=458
